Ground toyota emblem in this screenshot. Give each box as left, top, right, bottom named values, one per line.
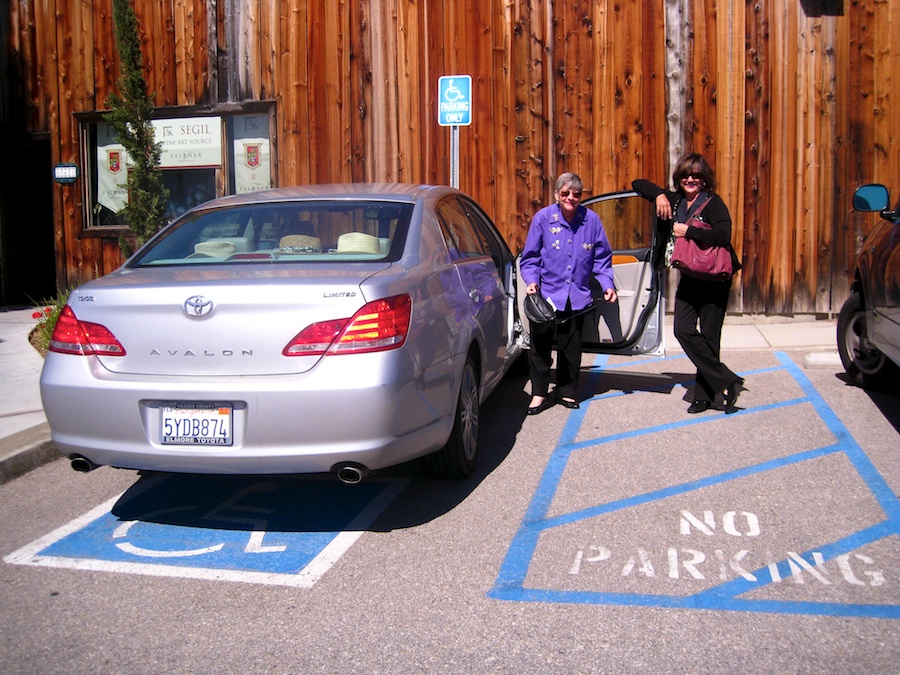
left=184, top=295, right=214, bottom=317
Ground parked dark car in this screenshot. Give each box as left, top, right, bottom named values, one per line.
left=837, top=184, right=900, bottom=388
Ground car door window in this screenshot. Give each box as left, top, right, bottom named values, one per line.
left=436, top=197, right=489, bottom=259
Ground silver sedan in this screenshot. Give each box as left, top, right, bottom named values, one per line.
left=41, top=184, right=524, bottom=482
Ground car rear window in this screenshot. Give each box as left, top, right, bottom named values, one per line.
left=129, top=200, right=414, bottom=266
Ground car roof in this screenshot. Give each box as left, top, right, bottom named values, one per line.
left=189, top=183, right=459, bottom=212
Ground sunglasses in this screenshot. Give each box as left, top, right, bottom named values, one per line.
left=558, top=189, right=583, bottom=198
left=680, top=172, right=703, bottom=181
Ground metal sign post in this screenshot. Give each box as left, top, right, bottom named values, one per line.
left=438, top=75, right=472, bottom=189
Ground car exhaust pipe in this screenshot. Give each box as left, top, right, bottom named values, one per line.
left=332, top=462, right=370, bottom=485
left=70, top=455, right=100, bottom=473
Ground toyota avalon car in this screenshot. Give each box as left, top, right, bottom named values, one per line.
left=41, top=183, right=668, bottom=482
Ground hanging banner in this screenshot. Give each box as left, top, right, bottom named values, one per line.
left=96, top=123, right=129, bottom=214
left=231, top=114, right=272, bottom=194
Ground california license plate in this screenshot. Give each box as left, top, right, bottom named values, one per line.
left=161, top=402, right=233, bottom=446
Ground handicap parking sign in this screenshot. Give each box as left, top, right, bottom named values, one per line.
left=438, top=75, right=472, bottom=126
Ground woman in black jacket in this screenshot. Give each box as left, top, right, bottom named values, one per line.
left=632, top=153, right=744, bottom=414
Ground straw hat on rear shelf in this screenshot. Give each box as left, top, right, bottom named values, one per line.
left=190, top=240, right=237, bottom=258
left=278, top=235, right=322, bottom=253
left=336, top=232, right=380, bottom=254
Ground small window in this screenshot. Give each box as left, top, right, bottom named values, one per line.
left=79, top=107, right=275, bottom=230
left=436, top=197, right=490, bottom=259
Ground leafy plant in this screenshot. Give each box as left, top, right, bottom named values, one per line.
left=105, top=0, right=169, bottom=257
left=29, top=289, right=71, bottom=357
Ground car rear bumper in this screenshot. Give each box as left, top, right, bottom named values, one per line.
left=40, top=351, right=455, bottom=474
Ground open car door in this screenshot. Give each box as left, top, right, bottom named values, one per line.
left=516, top=190, right=668, bottom=356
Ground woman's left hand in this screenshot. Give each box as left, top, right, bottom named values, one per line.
left=604, top=288, right=617, bottom=303
left=672, top=222, right=689, bottom=238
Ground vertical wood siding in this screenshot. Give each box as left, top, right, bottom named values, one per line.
left=7, top=0, right=899, bottom=316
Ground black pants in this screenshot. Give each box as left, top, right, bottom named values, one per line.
left=528, top=308, right=586, bottom=400
left=674, top=275, right=738, bottom=402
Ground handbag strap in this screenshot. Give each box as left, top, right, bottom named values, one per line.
left=688, top=196, right=713, bottom=219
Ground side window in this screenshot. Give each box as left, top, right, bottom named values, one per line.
left=583, top=192, right=656, bottom=251
left=436, top=197, right=489, bottom=259
left=459, top=197, right=507, bottom=268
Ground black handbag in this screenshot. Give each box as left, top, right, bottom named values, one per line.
left=523, top=293, right=557, bottom=324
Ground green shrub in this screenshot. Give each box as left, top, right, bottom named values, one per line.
left=29, top=289, right=70, bottom=356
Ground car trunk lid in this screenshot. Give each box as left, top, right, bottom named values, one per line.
left=66, top=265, right=389, bottom=376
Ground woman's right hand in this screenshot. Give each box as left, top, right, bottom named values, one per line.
left=655, top=194, right=672, bottom=220
left=526, top=283, right=538, bottom=295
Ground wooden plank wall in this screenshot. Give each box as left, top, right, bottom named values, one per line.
left=7, top=0, right=899, bottom=316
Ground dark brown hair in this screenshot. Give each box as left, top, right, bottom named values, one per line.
left=672, top=153, right=716, bottom=192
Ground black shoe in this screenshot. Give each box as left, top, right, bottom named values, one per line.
left=687, top=400, right=710, bottom=414
left=527, top=397, right=555, bottom=416
left=554, top=393, right=580, bottom=409
left=724, top=378, right=745, bottom=414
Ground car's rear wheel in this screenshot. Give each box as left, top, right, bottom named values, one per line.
left=837, top=290, right=894, bottom=387
left=423, top=356, right=479, bottom=479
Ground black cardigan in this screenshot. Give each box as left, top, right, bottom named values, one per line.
left=632, top=179, right=742, bottom=273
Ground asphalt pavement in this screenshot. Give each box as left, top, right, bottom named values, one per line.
left=0, top=305, right=842, bottom=485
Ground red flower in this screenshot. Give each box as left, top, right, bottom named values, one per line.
left=32, top=311, right=43, bottom=319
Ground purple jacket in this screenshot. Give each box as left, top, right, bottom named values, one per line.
left=520, top=203, right=615, bottom=312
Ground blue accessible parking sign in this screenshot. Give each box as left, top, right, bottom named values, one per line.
left=438, top=75, right=472, bottom=126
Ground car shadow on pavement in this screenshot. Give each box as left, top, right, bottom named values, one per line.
left=835, top=373, right=900, bottom=434
left=108, top=374, right=532, bottom=533
left=370, top=373, right=532, bottom=531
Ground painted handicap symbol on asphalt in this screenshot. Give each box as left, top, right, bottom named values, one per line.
left=490, top=352, right=900, bottom=618
left=5, top=474, right=407, bottom=587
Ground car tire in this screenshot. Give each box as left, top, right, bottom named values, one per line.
left=423, top=356, right=479, bottom=479
left=837, top=290, right=896, bottom=388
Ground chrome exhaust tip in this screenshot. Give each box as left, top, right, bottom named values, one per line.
left=332, top=462, right=370, bottom=485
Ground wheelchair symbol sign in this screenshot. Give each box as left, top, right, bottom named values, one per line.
left=438, top=75, right=472, bottom=126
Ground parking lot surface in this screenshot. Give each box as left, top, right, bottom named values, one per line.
left=2, top=326, right=899, bottom=672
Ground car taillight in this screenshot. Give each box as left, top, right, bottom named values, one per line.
left=283, top=294, right=412, bottom=357
left=48, top=305, right=126, bottom=356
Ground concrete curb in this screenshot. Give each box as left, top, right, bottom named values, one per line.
left=0, top=423, right=58, bottom=485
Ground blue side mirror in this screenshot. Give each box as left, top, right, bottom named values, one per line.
left=852, top=184, right=890, bottom=212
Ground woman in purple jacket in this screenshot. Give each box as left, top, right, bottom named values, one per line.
left=520, top=172, right=618, bottom=415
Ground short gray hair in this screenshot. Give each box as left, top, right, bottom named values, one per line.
left=555, top=172, right=583, bottom=193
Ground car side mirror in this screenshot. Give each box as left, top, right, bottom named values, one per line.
left=852, top=184, right=890, bottom=212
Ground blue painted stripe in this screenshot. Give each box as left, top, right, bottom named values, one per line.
left=488, top=586, right=900, bottom=619
left=491, top=351, right=900, bottom=618
left=540, top=442, right=845, bottom=531
left=776, top=352, right=900, bottom=522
